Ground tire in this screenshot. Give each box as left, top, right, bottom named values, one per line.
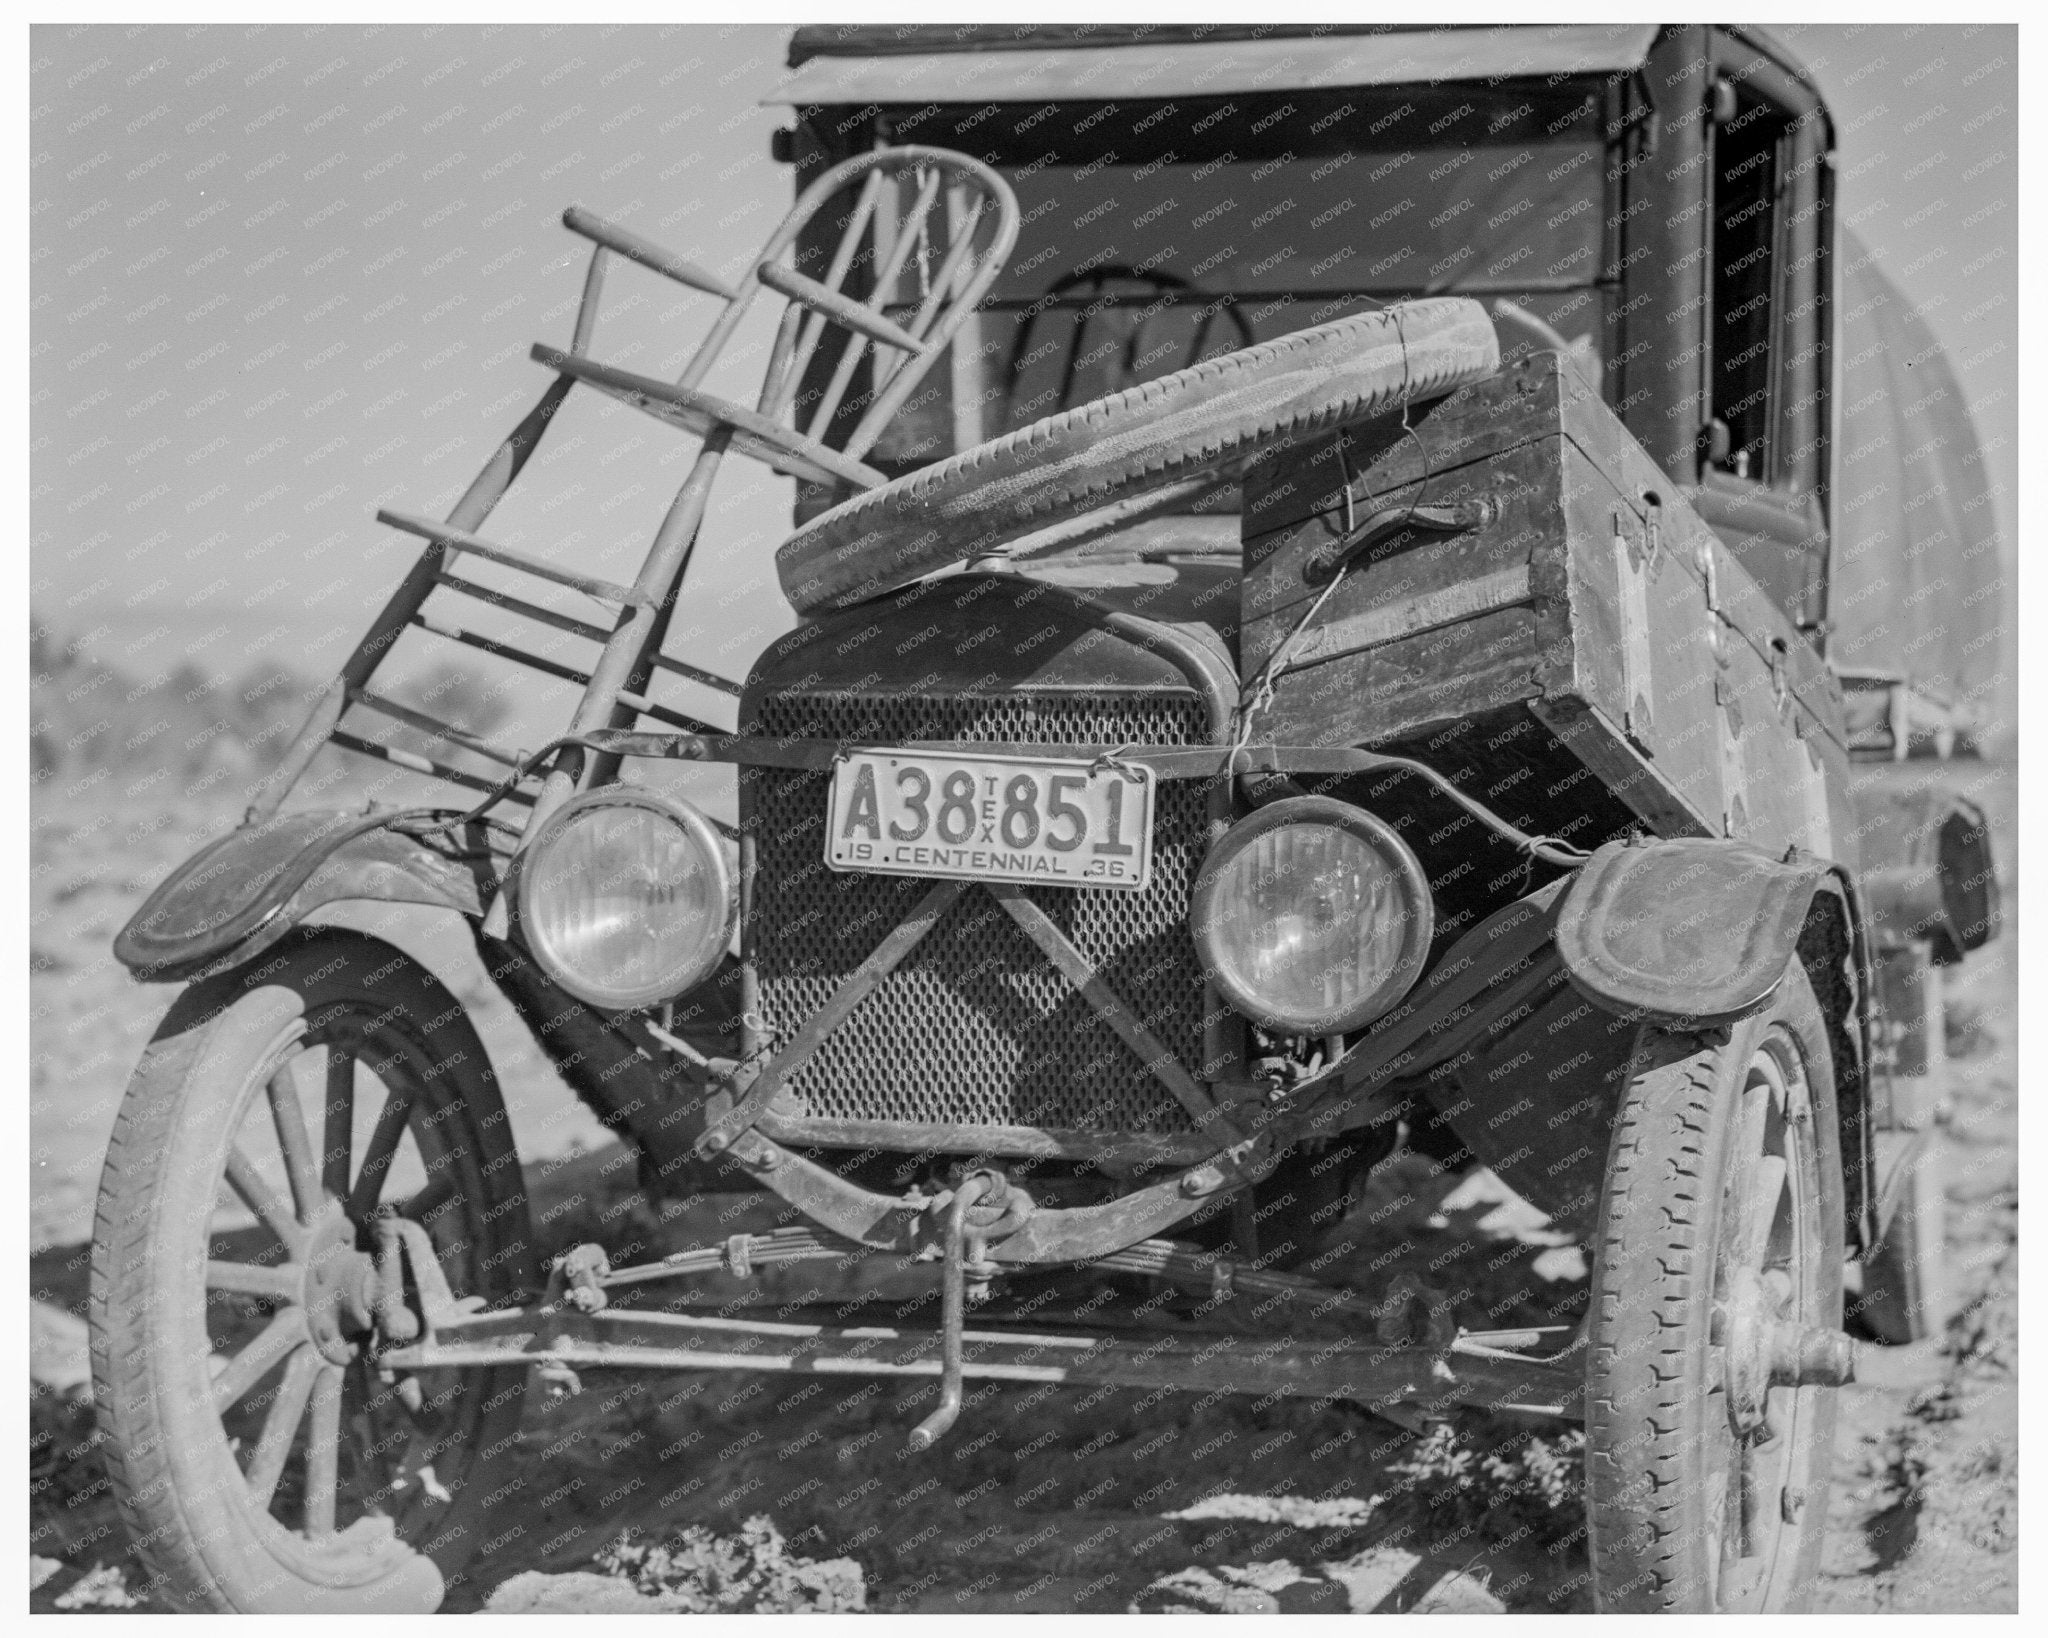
left=776, top=297, right=1499, bottom=613
left=90, top=929, right=536, bottom=1613
left=1856, top=1144, right=1948, bottom=1344
left=1584, top=965, right=1846, bottom=1613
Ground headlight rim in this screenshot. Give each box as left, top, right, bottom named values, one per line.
left=515, top=783, right=735, bottom=1014
left=1191, top=794, right=1434, bottom=1037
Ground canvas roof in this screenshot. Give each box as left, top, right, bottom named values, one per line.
left=1826, top=229, right=2003, bottom=703
left=768, top=24, right=1662, bottom=105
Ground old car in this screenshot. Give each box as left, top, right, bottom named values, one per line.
left=95, top=22, right=2001, bottom=1615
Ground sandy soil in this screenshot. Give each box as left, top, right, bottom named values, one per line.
left=29, top=766, right=2018, bottom=1614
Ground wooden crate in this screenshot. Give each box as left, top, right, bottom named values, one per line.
left=1241, top=352, right=1855, bottom=860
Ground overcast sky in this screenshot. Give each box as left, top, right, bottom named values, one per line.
left=30, top=23, right=2017, bottom=713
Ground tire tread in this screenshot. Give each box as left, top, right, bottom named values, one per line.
left=777, top=297, right=1499, bottom=611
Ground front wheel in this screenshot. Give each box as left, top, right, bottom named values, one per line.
left=1584, top=964, right=1848, bottom=1612
left=90, top=930, right=536, bottom=1612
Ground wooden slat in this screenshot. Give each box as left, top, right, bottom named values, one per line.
left=1288, top=566, right=1535, bottom=670
left=756, top=262, right=923, bottom=354
left=561, top=205, right=739, bottom=301
left=769, top=166, right=889, bottom=418
left=805, top=167, right=946, bottom=438
left=329, top=729, right=537, bottom=805
left=872, top=165, right=945, bottom=313
left=902, top=192, right=986, bottom=346
left=572, top=246, right=608, bottom=354
left=250, top=377, right=574, bottom=823
left=435, top=570, right=743, bottom=698
left=348, top=687, right=524, bottom=768
left=410, top=609, right=593, bottom=687
left=436, top=569, right=615, bottom=643
left=650, top=652, right=744, bottom=702
left=407, top=611, right=720, bottom=737
left=859, top=191, right=988, bottom=432
left=614, top=687, right=722, bottom=738
left=378, top=510, right=653, bottom=609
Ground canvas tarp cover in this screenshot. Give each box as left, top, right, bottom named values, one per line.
left=1829, top=229, right=2004, bottom=704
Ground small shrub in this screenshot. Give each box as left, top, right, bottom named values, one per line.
left=1381, top=1415, right=1587, bottom=1555
left=596, top=1514, right=866, bottom=1612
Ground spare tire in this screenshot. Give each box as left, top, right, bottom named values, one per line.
left=776, top=297, right=1499, bottom=614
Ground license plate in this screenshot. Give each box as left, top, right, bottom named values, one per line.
left=826, top=750, right=1155, bottom=892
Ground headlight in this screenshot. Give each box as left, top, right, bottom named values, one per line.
left=517, top=786, right=735, bottom=1012
left=1192, top=796, right=1433, bottom=1036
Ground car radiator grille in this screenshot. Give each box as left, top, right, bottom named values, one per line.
left=744, top=690, right=1213, bottom=1136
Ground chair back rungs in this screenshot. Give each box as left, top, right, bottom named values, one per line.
left=251, top=144, right=1017, bottom=830
left=435, top=567, right=740, bottom=698
left=328, top=728, right=538, bottom=806
left=378, top=509, right=654, bottom=609
left=401, top=606, right=722, bottom=735
left=550, top=146, right=1017, bottom=477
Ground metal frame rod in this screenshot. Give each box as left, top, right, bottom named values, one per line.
left=993, top=886, right=1241, bottom=1142
left=698, top=877, right=966, bottom=1158
left=378, top=1303, right=1582, bottom=1418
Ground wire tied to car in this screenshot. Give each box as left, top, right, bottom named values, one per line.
left=1226, top=430, right=1590, bottom=871
left=1088, top=743, right=1142, bottom=780
left=1230, top=428, right=1428, bottom=768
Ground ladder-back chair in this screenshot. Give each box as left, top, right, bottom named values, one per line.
left=250, top=146, right=1018, bottom=851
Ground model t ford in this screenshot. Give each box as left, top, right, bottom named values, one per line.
left=95, top=22, right=2002, bottom=1615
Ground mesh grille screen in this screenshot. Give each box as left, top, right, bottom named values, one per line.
left=745, top=690, right=1212, bottom=1134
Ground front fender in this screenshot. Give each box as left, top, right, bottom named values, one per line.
left=113, top=808, right=484, bottom=982
left=1555, top=837, right=1841, bottom=1025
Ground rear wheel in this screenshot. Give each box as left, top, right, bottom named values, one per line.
left=1857, top=1144, right=1948, bottom=1343
left=90, top=930, right=535, bottom=1612
left=1585, top=965, right=1848, bottom=1612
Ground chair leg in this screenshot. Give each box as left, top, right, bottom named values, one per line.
left=479, top=425, right=735, bottom=935
left=247, top=378, right=575, bottom=824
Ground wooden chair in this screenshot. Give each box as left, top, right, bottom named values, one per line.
left=251, top=146, right=1018, bottom=839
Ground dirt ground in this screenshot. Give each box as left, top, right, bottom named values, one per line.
left=29, top=764, right=2018, bottom=1614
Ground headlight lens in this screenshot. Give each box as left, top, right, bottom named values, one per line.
left=518, top=787, right=734, bottom=1012
left=1192, top=796, right=1433, bottom=1036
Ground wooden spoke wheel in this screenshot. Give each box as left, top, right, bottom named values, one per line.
left=90, top=931, right=535, bottom=1613
left=1585, top=964, right=1850, bottom=1612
